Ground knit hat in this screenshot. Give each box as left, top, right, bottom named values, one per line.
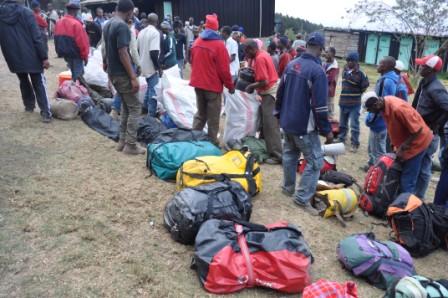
left=205, top=14, right=219, bottom=31
left=66, top=0, right=80, bottom=9
left=346, top=51, right=360, bottom=62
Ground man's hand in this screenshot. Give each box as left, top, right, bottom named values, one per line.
left=131, top=77, right=139, bottom=94
left=228, top=87, right=235, bottom=94
left=135, top=66, right=142, bottom=77
left=396, top=144, right=409, bottom=161
left=245, top=85, right=254, bottom=94
left=42, top=59, right=50, bottom=69
left=325, top=132, right=334, bottom=144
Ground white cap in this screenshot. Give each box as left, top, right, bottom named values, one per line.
left=395, top=60, right=405, bottom=71
left=361, top=91, right=378, bottom=107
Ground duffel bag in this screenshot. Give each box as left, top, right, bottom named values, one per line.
left=337, top=233, right=415, bottom=290
left=164, top=181, right=252, bottom=245
left=386, top=275, right=448, bottom=298
left=321, top=170, right=358, bottom=187
left=152, top=128, right=209, bottom=144
left=303, top=279, right=358, bottom=298
left=313, top=188, right=358, bottom=227
left=387, top=193, right=441, bottom=257
left=177, top=149, right=262, bottom=196
left=192, top=219, right=313, bottom=294
left=147, top=141, right=221, bottom=180
left=137, top=116, right=167, bottom=144
left=359, top=154, right=402, bottom=217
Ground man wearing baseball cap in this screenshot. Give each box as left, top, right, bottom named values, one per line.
left=363, top=92, right=433, bottom=196
left=411, top=54, right=448, bottom=199
left=275, top=31, right=333, bottom=216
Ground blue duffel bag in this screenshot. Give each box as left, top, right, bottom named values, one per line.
left=147, top=141, right=222, bottom=180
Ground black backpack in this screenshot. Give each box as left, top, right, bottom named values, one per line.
left=431, top=204, right=448, bottom=250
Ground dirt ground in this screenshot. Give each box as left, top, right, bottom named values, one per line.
left=0, top=43, right=446, bottom=298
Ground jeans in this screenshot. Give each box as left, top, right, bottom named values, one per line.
left=177, top=59, right=184, bottom=78
left=112, top=94, right=121, bottom=112
left=327, top=97, right=335, bottom=118
left=401, top=149, right=426, bottom=195
left=64, top=57, right=84, bottom=82
left=434, top=165, right=448, bottom=208
left=193, top=88, right=222, bottom=145
left=282, top=132, right=323, bottom=204
left=143, top=73, right=160, bottom=117
left=368, top=130, right=387, bottom=166
left=338, top=105, right=361, bottom=146
left=17, top=73, right=51, bottom=117
left=415, top=135, right=438, bottom=199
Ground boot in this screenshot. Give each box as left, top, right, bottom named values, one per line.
left=116, top=139, right=126, bottom=152
left=123, top=143, right=146, bottom=155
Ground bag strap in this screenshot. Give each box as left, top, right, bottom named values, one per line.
left=244, top=153, right=258, bottom=196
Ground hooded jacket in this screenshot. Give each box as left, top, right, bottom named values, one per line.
left=0, top=0, right=47, bottom=73
left=189, top=29, right=234, bottom=93
left=276, top=52, right=331, bottom=136
left=54, top=14, right=89, bottom=61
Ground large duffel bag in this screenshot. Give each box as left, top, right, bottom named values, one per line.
left=164, top=181, right=252, bottom=245
left=80, top=105, right=120, bottom=142
left=192, top=219, right=313, bottom=294
left=386, top=275, right=448, bottom=298
left=387, top=193, right=440, bottom=257
left=152, top=128, right=209, bottom=144
left=147, top=141, right=221, bottom=180
left=137, top=116, right=167, bottom=144
left=312, top=188, right=358, bottom=227
left=337, top=233, right=415, bottom=290
left=359, top=154, right=402, bottom=217
left=177, top=149, right=262, bottom=196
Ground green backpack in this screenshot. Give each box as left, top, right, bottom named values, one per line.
left=385, top=276, right=448, bottom=298
left=242, top=137, right=269, bottom=163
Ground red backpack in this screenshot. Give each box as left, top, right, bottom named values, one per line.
left=359, top=154, right=402, bottom=217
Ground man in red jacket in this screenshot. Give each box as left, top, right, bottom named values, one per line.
left=54, top=0, right=89, bottom=82
left=31, top=1, right=48, bottom=55
left=190, top=14, right=235, bottom=144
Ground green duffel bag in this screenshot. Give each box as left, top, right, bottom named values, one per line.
left=147, top=141, right=222, bottom=181
left=242, top=136, right=269, bottom=163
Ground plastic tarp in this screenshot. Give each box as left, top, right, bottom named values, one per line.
left=84, top=47, right=109, bottom=88
left=223, top=90, right=260, bottom=148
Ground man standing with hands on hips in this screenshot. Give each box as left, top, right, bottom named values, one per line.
left=276, top=32, right=334, bottom=216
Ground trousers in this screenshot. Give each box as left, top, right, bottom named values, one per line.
left=16, top=73, right=51, bottom=117
left=193, top=88, right=222, bottom=145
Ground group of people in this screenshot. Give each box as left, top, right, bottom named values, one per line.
left=0, top=0, right=447, bottom=212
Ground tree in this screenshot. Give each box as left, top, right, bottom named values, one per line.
left=275, top=13, right=323, bottom=36
left=348, top=0, right=448, bottom=75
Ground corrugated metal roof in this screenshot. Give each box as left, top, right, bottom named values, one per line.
left=81, top=0, right=117, bottom=6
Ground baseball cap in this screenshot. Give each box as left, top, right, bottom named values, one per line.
left=361, top=91, right=379, bottom=109
left=65, top=0, right=80, bottom=9
left=306, top=31, right=325, bottom=48
left=415, top=55, right=443, bottom=72
left=395, top=60, right=405, bottom=72
left=346, top=51, right=359, bottom=62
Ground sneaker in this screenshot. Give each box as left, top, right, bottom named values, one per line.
left=350, top=144, right=359, bottom=153
left=123, top=143, right=146, bottom=155
left=281, top=188, right=294, bottom=197
left=293, top=200, right=319, bottom=216
left=360, top=164, right=371, bottom=172
left=110, top=109, right=120, bottom=121
left=116, top=139, right=126, bottom=152
left=265, top=157, right=282, bottom=165
left=41, top=115, right=52, bottom=123
left=25, top=107, right=34, bottom=113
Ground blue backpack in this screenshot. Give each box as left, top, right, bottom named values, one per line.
left=147, top=141, right=222, bottom=180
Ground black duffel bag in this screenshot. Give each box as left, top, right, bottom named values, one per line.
left=164, top=181, right=252, bottom=245
left=152, top=128, right=210, bottom=144
left=137, top=115, right=167, bottom=144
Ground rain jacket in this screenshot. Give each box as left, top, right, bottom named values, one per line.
left=54, top=14, right=89, bottom=61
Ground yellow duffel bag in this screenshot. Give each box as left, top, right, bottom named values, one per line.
left=176, top=149, right=262, bottom=196
left=313, top=188, right=358, bottom=227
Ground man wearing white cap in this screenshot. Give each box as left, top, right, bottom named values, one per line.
left=392, top=60, right=409, bottom=100
left=412, top=54, right=448, bottom=199
left=394, top=60, right=414, bottom=96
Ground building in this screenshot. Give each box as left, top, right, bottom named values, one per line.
left=79, top=0, right=276, bottom=37
left=324, top=28, right=447, bottom=71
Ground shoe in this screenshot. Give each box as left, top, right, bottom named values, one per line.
left=350, top=144, right=359, bottom=153
left=294, top=200, right=319, bottom=216
left=25, top=107, right=34, bottom=113
left=110, top=109, right=120, bottom=121
left=265, top=157, right=282, bottom=165
left=116, top=139, right=126, bottom=152
left=123, top=143, right=146, bottom=155
left=41, top=115, right=52, bottom=123
left=282, top=188, right=294, bottom=197
left=360, top=164, right=371, bottom=172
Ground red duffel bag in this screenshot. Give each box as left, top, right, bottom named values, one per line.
left=192, top=219, right=313, bottom=294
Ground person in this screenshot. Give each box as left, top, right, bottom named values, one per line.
left=85, top=13, right=102, bottom=48
left=363, top=92, right=433, bottom=196
left=221, top=26, right=239, bottom=82
left=160, top=21, right=177, bottom=70
left=140, top=12, right=147, bottom=20
left=47, top=3, right=59, bottom=38
left=394, top=60, right=413, bottom=98
left=278, top=36, right=291, bottom=77
left=132, top=7, right=141, bottom=30
left=103, top=0, right=144, bottom=155
left=292, top=33, right=306, bottom=51
left=184, top=20, right=194, bottom=53
left=190, top=13, right=235, bottom=144
left=267, top=41, right=279, bottom=73
left=81, top=7, right=89, bottom=22
left=232, top=31, right=245, bottom=62
left=187, top=25, right=199, bottom=64
left=276, top=32, right=333, bottom=215
left=94, top=7, right=106, bottom=27
left=323, top=47, right=339, bottom=118
left=31, top=0, right=48, bottom=56
left=174, top=23, right=187, bottom=78
left=412, top=54, right=448, bottom=199
left=137, top=12, right=162, bottom=117
left=287, top=39, right=297, bottom=60
left=0, top=0, right=52, bottom=123
left=434, top=132, right=448, bottom=208
left=244, top=40, right=283, bottom=164
left=54, top=0, right=89, bottom=82
left=338, top=52, right=369, bottom=153
left=296, top=45, right=306, bottom=58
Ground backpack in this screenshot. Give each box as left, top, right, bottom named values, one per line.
left=303, top=279, right=358, bottom=298
left=321, top=170, right=358, bottom=187
left=164, top=181, right=252, bottom=245
left=56, top=80, right=89, bottom=103
left=359, top=154, right=402, bottom=217
left=147, top=141, right=222, bottom=180
left=176, top=149, right=262, bottom=196
left=337, top=233, right=415, bottom=290
left=385, top=276, right=448, bottom=298
left=387, top=193, right=441, bottom=257
left=192, top=219, right=313, bottom=294
left=241, top=137, right=269, bottom=163
left=298, top=156, right=336, bottom=175
left=312, top=188, right=358, bottom=227
left=431, top=205, right=448, bottom=250
left=137, top=116, right=167, bottom=144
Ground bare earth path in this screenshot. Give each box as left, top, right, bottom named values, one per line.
left=0, top=44, right=445, bottom=298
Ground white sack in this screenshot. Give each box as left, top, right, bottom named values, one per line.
left=162, top=80, right=197, bottom=129
left=84, top=47, right=109, bottom=88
